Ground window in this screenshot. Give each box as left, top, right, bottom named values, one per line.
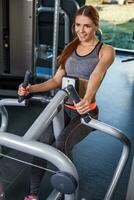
left=86, top=0, right=134, bottom=50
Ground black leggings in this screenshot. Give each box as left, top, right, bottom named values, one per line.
left=30, top=106, right=99, bottom=195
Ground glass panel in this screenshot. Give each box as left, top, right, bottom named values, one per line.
left=86, top=0, right=134, bottom=50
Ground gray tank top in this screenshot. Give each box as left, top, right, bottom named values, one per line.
left=65, top=41, right=103, bottom=80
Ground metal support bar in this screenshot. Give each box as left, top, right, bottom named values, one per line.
left=125, top=157, right=134, bottom=200
left=0, top=106, right=8, bottom=132
left=0, top=99, right=26, bottom=132
left=53, top=103, right=65, bottom=140
left=46, top=189, right=76, bottom=200
left=23, top=90, right=68, bottom=141
left=81, top=118, right=131, bottom=200
left=71, top=0, right=80, bottom=10
left=46, top=190, right=61, bottom=200
left=0, top=132, right=78, bottom=200
left=0, top=99, right=26, bottom=153
left=0, top=98, right=26, bottom=107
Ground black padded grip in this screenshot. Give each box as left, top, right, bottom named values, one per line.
left=22, top=70, right=31, bottom=88
left=66, top=85, right=81, bottom=104
left=66, top=84, right=91, bottom=123
left=18, top=70, right=31, bottom=103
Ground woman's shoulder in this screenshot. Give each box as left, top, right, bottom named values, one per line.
left=99, top=43, right=115, bottom=60
left=101, top=43, right=115, bottom=53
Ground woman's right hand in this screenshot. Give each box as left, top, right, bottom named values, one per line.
left=18, top=84, right=31, bottom=96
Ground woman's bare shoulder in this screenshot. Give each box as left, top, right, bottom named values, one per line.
left=99, top=43, right=115, bottom=60
left=101, top=43, right=115, bottom=54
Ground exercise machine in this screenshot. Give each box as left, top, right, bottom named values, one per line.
left=0, top=77, right=131, bottom=200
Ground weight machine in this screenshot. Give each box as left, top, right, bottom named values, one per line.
left=0, top=0, right=82, bottom=89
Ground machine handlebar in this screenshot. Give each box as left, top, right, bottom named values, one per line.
left=18, top=70, right=31, bottom=103
left=66, top=85, right=91, bottom=123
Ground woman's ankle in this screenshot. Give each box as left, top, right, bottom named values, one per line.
left=29, top=195, right=39, bottom=200
left=24, top=195, right=39, bottom=200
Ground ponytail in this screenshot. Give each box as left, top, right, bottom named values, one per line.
left=58, top=37, right=79, bottom=69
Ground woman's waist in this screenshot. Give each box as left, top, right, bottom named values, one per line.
left=65, top=101, right=97, bottom=111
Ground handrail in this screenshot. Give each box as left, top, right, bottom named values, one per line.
left=0, top=99, right=26, bottom=154
left=126, top=156, right=134, bottom=200
left=81, top=118, right=131, bottom=200
left=0, top=132, right=78, bottom=178
left=66, top=84, right=131, bottom=200
left=0, top=106, right=8, bottom=132
left=0, top=99, right=26, bottom=132
left=0, top=98, right=26, bottom=107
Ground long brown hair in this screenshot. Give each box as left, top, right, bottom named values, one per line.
left=58, top=5, right=99, bottom=69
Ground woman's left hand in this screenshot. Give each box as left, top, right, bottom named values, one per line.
left=74, top=99, right=90, bottom=114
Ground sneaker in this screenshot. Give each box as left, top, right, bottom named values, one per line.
left=24, top=195, right=39, bottom=200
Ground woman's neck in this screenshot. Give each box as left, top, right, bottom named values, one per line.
left=76, top=37, right=99, bottom=56
left=80, top=37, right=98, bottom=47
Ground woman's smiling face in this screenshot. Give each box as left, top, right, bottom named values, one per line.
left=74, top=15, right=98, bottom=42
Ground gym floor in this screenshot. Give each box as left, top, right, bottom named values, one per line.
left=0, top=51, right=134, bottom=200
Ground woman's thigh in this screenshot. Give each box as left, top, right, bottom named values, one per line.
left=56, top=106, right=99, bottom=156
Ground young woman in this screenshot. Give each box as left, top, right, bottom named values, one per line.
left=18, top=5, right=115, bottom=200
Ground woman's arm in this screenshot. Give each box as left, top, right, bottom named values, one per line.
left=84, top=44, right=115, bottom=102
left=18, top=66, right=65, bottom=96
left=29, top=66, right=65, bottom=93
